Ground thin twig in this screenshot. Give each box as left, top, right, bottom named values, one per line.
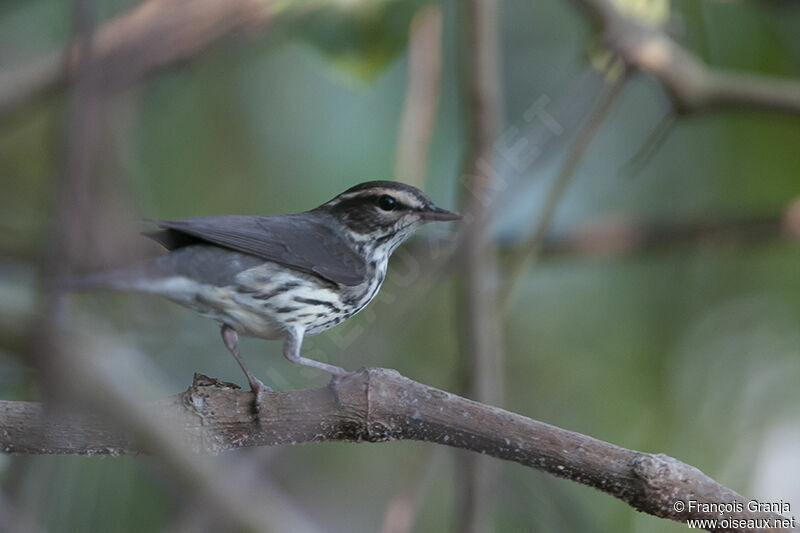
left=573, top=0, right=800, bottom=116
left=621, top=108, right=675, bottom=176
left=500, top=74, right=627, bottom=309
left=401, top=204, right=800, bottom=266
left=529, top=211, right=798, bottom=260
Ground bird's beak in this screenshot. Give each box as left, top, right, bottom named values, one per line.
left=420, top=205, right=462, bottom=222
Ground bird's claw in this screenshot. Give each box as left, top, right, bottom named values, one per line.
left=327, top=368, right=352, bottom=385
left=327, top=369, right=355, bottom=408
left=249, top=377, right=272, bottom=415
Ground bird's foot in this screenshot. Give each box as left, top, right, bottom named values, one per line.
left=248, top=377, right=272, bottom=415
left=327, top=366, right=352, bottom=385
left=326, top=365, right=353, bottom=394
left=326, top=367, right=356, bottom=408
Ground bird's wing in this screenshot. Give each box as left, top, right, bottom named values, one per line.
left=149, top=214, right=367, bottom=286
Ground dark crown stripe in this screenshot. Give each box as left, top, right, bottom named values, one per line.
left=339, top=180, right=422, bottom=195
left=327, top=181, right=431, bottom=208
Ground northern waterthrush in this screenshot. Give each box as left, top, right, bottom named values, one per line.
left=74, top=181, right=460, bottom=407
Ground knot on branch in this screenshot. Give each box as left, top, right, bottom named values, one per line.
left=631, top=453, right=679, bottom=489
left=629, top=453, right=693, bottom=518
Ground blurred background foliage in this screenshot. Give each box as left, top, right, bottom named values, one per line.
left=1, top=0, right=800, bottom=531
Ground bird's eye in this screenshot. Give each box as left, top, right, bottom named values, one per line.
left=377, top=195, right=397, bottom=211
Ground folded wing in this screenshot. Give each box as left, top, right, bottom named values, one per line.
left=147, top=214, right=367, bottom=286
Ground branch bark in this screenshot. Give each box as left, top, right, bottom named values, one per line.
left=0, top=370, right=795, bottom=533
left=573, top=0, right=800, bottom=116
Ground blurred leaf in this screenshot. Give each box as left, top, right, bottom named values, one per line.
left=588, top=0, right=670, bottom=83
left=610, top=0, right=670, bottom=26
left=299, top=0, right=433, bottom=80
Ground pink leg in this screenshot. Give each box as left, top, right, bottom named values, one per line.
left=220, top=325, right=271, bottom=412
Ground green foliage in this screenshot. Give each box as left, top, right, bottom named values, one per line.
left=299, top=0, right=434, bottom=79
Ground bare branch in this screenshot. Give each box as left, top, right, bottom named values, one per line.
left=498, top=204, right=800, bottom=263
left=0, top=0, right=279, bottom=121
left=0, top=369, right=795, bottom=533
left=500, top=74, right=627, bottom=308
left=573, top=0, right=800, bottom=115
left=394, top=5, right=443, bottom=189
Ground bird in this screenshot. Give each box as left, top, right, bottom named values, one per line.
left=72, top=180, right=460, bottom=409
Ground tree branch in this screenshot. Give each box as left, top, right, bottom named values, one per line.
left=533, top=210, right=800, bottom=260
left=394, top=4, right=443, bottom=190
left=0, top=370, right=795, bottom=532
left=454, top=0, right=505, bottom=529
left=573, top=0, right=800, bottom=116
left=0, top=0, right=279, bottom=121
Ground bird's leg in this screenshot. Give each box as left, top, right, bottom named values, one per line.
left=282, top=327, right=349, bottom=378
left=220, top=324, right=271, bottom=411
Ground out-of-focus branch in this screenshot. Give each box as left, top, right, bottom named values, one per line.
left=0, top=492, right=42, bottom=533
left=572, top=0, right=800, bottom=115
left=36, top=0, right=105, bottom=400
left=0, top=54, right=65, bottom=121
left=350, top=201, right=800, bottom=286
left=394, top=5, right=443, bottom=189
left=43, top=334, right=323, bottom=533
left=0, top=369, right=796, bottom=533
left=0, top=0, right=280, bottom=121
left=534, top=210, right=800, bottom=260
left=26, top=2, right=321, bottom=530
left=454, top=0, right=504, bottom=531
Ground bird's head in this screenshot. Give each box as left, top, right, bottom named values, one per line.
left=316, top=180, right=461, bottom=256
